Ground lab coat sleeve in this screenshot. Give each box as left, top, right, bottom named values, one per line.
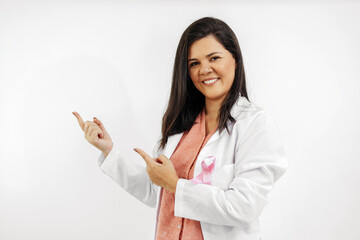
left=174, top=112, right=288, bottom=227
left=98, top=140, right=161, bottom=208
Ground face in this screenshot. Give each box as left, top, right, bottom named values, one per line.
left=188, top=35, right=236, bottom=103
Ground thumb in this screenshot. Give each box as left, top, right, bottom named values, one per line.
left=93, top=117, right=107, bottom=138
left=157, top=154, right=170, bottom=165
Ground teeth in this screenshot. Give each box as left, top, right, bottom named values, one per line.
left=203, top=78, right=218, bottom=84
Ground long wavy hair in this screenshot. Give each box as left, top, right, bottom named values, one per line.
left=159, top=17, right=250, bottom=150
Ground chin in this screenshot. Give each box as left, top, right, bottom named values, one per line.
left=204, top=93, right=226, bottom=102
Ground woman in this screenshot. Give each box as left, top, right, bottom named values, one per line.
left=73, top=17, right=287, bottom=240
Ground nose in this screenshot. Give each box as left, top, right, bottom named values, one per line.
left=199, top=62, right=213, bottom=75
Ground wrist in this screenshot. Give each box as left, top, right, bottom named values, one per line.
left=103, top=150, right=110, bottom=158
left=103, top=143, right=113, bottom=158
left=171, top=177, right=179, bottom=194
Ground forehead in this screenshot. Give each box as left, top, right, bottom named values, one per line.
left=188, top=35, right=226, bottom=58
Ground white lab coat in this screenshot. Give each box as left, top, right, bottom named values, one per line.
left=98, top=95, right=288, bottom=240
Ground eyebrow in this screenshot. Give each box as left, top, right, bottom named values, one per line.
left=187, top=52, right=222, bottom=62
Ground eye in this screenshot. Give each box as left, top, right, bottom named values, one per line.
left=210, top=56, right=220, bottom=61
left=189, top=62, right=199, bottom=67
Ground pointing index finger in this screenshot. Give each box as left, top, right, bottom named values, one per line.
left=134, top=148, right=153, bottom=165
left=72, top=111, right=85, bottom=131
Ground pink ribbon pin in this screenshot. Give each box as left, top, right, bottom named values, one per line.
left=190, top=156, right=216, bottom=185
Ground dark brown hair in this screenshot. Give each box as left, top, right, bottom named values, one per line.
left=159, top=17, right=250, bottom=150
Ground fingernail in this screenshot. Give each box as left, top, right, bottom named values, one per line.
left=133, top=148, right=137, bottom=152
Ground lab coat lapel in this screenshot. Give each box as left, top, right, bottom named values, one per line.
left=205, top=128, right=222, bottom=145
left=163, top=95, right=246, bottom=158
left=204, top=95, right=248, bottom=146
left=163, top=132, right=184, bottom=159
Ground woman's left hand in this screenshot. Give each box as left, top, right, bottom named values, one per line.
left=134, top=148, right=179, bottom=194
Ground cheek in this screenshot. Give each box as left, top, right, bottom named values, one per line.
left=189, top=69, right=197, bottom=81
left=189, top=70, right=200, bottom=86
left=191, top=79, right=201, bottom=91
left=222, top=61, right=236, bottom=83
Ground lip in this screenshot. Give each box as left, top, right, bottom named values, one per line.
left=202, top=77, right=219, bottom=86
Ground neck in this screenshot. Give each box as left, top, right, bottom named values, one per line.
left=205, top=98, right=222, bottom=121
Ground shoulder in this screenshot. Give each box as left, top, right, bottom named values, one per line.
left=230, top=95, right=267, bottom=125
left=229, top=95, right=277, bottom=137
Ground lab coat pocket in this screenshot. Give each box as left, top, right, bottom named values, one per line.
left=211, top=164, right=234, bottom=190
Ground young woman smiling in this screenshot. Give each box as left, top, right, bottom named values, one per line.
left=74, top=17, right=287, bottom=240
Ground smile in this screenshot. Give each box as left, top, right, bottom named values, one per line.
left=202, top=78, right=219, bottom=85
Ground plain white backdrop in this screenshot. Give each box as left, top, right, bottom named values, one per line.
left=1, top=0, right=359, bottom=239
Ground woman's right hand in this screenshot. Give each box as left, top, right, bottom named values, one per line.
left=72, top=111, right=113, bottom=157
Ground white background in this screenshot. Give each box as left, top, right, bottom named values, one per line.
left=1, top=0, right=359, bottom=239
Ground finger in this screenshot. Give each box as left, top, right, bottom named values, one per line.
left=99, top=131, right=104, bottom=138
left=93, top=117, right=107, bottom=132
left=84, top=122, right=96, bottom=140
left=89, top=123, right=103, bottom=138
left=73, top=111, right=85, bottom=131
left=90, top=125, right=103, bottom=139
left=155, top=158, right=163, bottom=164
left=133, top=148, right=153, bottom=165
left=89, top=127, right=95, bottom=139
left=157, top=154, right=169, bottom=165
left=90, top=128, right=103, bottom=142
left=84, top=121, right=93, bottom=136
left=93, top=118, right=104, bottom=138
left=84, top=123, right=92, bottom=140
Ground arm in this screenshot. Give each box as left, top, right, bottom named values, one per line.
left=98, top=140, right=161, bottom=208
left=174, top=112, right=288, bottom=226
